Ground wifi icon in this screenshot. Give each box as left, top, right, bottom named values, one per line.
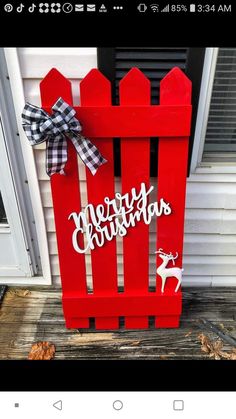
left=150, top=4, right=159, bottom=12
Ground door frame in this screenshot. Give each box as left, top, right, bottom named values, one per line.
left=2, top=48, right=51, bottom=284
left=0, top=117, right=33, bottom=277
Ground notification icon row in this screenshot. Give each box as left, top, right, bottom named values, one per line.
left=2, top=3, right=124, bottom=13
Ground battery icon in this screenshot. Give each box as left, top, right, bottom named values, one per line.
left=190, top=4, right=196, bottom=12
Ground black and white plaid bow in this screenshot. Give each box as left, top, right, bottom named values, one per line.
left=22, top=97, right=107, bottom=176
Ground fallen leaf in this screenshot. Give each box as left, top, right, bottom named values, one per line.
left=198, top=333, right=212, bottom=353
left=198, top=333, right=236, bottom=360
left=8, top=289, right=30, bottom=297
left=184, top=331, right=192, bottom=338
left=28, top=341, right=56, bottom=360
left=22, top=290, right=30, bottom=297
left=220, top=348, right=236, bottom=360
left=198, top=333, right=223, bottom=359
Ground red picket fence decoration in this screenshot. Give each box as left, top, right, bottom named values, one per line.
left=40, top=66, right=192, bottom=330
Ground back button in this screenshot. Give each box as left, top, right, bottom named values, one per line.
left=53, top=400, right=62, bottom=411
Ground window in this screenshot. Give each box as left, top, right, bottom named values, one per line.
left=98, top=47, right=205, bottom=176
left=203, top=48, right=236, bottom=163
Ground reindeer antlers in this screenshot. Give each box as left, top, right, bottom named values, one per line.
left=155, top=248, right=164, bottom=254
left=155, top=248, right=173, bottom=257
left=155, top=248, right=178, bottom=264
left=170, top=251, right=178, bottom=265
left=155, top=248, right=169, bottom=256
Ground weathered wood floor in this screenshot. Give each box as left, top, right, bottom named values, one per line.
left=0, top=286, right=236, bottom=360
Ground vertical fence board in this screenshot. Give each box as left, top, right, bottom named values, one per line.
left=40, top=68, right=89, bottom=328
left=156, top=67, right=191, bottom=327
left=120, top=68, right=150, bottom=329
left=80, top=69, right=119, bottom=329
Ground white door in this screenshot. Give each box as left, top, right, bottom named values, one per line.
left=0, top=117, right=32, bottom=280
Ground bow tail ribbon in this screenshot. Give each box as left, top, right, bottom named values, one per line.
left=70, top=135, right=107, bottom=176
left=46, top=135, right=68, bottom=176
left=46, top=134, right=107, bottom=177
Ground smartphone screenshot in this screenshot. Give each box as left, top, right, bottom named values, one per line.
left=0, top=1, right=235, bottom=417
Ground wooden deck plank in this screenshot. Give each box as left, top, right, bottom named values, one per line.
left=0, top=287, right=236, bottom=359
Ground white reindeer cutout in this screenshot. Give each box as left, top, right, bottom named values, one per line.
left=155, top=248, right=183, bottom=293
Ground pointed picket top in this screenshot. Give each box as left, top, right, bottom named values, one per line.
left=80, top=69, right=111, bottom=106
left=40, top=68, right=73, bottom=107
left=119, top=67, right=150, bottom=105
left=160, top=67, right=192, bottom=105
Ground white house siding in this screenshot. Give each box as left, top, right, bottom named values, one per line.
left=18, top=48, right=236, bottom=287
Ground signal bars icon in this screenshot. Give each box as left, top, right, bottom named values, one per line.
left=161, top=4, right=169, bottom=12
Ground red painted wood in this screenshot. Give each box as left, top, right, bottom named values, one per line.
left=156, top=67, right=192, bottom=326
left=39, top=66, right=191, bottom=330
left=120, top=68, right=150, bottom=329
left=80, top=69, right=119, bottom=330
left=43, top=105, right=191, bottom=138
left=40, top=68, right=89, bottom=328
left=63, top=292, right=182, bottom=317
left=155, top=316, right=180, bottom=328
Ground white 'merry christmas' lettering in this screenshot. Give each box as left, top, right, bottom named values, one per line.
left=68, top=182, right=171, bottom=253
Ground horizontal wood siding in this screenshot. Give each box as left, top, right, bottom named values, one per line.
left=18, top=47, right=236, bottom=287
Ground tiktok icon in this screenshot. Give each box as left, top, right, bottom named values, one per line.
left=16, top=3, right=24, bottom=12
left=28, top=3, right=36, bottom=12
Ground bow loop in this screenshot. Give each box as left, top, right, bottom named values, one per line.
left=22, top=98, right=107, bottom=176
left=22, top=104, right=48, bottom=125
left=52, top=97, right=77, bottom=124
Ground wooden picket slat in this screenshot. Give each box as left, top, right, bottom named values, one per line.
left=120, top=68, right=150, bottom=329
left=156, top=67, right=192, bottom=328
left=40, top=68, right=89, bottom=328
left=80, top=69, right=119, bottom=330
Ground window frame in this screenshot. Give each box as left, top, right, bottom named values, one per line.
left=191, top=47, right=236, bottom=175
